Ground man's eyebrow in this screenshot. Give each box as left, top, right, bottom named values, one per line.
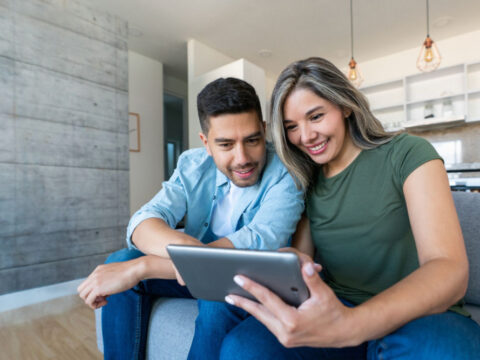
left=213, top=131, right=262, bottom=143
left=214, top=138, right=233, bottom=143
left=244, top=131, right=262, bottom=140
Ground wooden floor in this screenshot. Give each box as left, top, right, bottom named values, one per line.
left=0, top=305, right=102, bottom=360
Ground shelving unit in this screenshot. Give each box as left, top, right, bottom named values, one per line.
left=467, top=63, right=480, bottom=122
left=361, top=79, right=405, bottom=131
left=361, top=60, right=480, bottom=132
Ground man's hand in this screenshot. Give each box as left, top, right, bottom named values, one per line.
left=171, top=262, right=185, bottom=286
left=77, top=258, right=144, bottom=309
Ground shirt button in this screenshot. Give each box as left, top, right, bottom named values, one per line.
left=204, top=223, right=208, bottom=227
left=213, top=195, right=216, bottom=200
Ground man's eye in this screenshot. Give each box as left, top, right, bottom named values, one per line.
left=246, top=138, right=260, bottom=145
left=218, top=143, right=232, bottom=148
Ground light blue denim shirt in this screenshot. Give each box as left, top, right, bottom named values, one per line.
left=126, top=145, right=304, bottom=250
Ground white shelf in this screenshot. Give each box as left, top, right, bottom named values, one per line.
left=406, top=92, right=464, bottom=106
left=361, top=60, right=480, bottom=130
left=404, top=116, right=465, bottom=131
left=360, top=78, right=403, bottom=92
left=468, top=89, right=480, bottom=96
left=371, top=103, right=404, bottom=112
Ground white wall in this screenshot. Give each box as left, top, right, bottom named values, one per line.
left=187, top=40, right=267, bottom=149
left=357, top=29, right=480, bottom=87
left=128, top=51, right=164, bottom=214
left=164, top=74, right=187, bottom=98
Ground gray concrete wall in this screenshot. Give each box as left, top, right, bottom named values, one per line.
left=0, top=0, right=129, bottom=295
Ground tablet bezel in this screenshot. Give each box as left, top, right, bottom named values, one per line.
left=167, top=245, right=310, bottom=307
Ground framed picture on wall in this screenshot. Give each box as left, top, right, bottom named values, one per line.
left=129, top=112, right=141, bottom=152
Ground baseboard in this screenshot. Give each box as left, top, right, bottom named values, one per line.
left=0, top=278, right=86, bottom=326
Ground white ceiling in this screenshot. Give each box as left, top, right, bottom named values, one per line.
left=87, top=0, right=480, bottom=81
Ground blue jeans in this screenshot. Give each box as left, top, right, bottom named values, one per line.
left=188, top=299, right=480, bottom=360
left=101, top=248, right=193, bottom=360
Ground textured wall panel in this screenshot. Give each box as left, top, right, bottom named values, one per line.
left=0, top=226, right=125, bottom=270
left=0, top=114, right=14, bottom=162
left=0, top=253, right=111, bottom=294
left=0, top=163, right=15, bottom=238
left=15, top=117, right=124, bottom=169
left=13, top=12, right=126, bottom=91
left=15, top=62, right=122, bottom=132
left=13, top=0, right=126, bottom=49
left=0, top=3, right=13, bottom=58
left=0, top=0, right=130, bottom=294
left=0, top=56, right=14, bottom=115
left=14, top=166, right=126, bottom=236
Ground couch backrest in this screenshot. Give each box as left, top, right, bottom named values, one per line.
left=452, top=191, right=480, bottom=306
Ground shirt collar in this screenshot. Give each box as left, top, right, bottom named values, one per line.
left=215, top=168, right=229, bottom=188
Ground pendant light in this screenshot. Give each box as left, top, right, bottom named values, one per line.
left=417, top=0, right=441, bottom=72
left=347, top=0, right=363, bottom=87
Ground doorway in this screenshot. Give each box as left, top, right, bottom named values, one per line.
left=164, top=92, right=187, bottom=179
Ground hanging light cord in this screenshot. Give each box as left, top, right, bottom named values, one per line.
left=426, top=0, right=430, bottom=36
left=350, top=0, right=354, bottom=58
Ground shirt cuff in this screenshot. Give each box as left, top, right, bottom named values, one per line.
left=126, top=211, right=166, bottom=249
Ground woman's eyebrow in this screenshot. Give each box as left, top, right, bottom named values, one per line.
left=305, top=105, right=325, bottom=116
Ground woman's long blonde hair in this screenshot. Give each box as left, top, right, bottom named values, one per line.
left=270, top=57, right=394, bottom=190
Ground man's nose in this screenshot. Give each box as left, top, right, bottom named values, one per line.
left=234, top=144, right=250, bottom=165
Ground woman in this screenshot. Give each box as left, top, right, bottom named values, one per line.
left=220, top=57, right=480, bottom=359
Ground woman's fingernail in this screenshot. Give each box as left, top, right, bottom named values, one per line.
left=225, top=296, right=235, bottom=305
left=305, top=263, right=315, bottom=276
left=233, top=275, right=244, bottom=287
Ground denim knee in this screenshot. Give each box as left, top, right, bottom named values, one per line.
left=367, top=311, right=480, bottom=360
left=105, top=248, right=145, bottom=264
left=196, top=300, right=248, bottom=327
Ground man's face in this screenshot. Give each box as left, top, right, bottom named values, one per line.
left=200, top=111, right=267, bottom=187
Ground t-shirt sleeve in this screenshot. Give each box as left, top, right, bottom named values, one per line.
left=391, top=134, right=443, bottom=186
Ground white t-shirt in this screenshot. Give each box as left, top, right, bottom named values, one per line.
left=211, top=182, right=245, bottom=238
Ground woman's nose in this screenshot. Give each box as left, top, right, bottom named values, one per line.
left=300, top=124, right=316, bottom=144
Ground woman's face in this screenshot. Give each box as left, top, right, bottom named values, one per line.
left=283, top=88, right=352, bottom=168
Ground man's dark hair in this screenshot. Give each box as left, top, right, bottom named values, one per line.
left=197, top=77, right=263, bottom=134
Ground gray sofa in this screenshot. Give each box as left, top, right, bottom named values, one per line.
left=96, top=191, right=480, bottom=359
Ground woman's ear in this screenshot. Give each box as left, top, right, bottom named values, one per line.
left=343, top=108, right=352, bottom=118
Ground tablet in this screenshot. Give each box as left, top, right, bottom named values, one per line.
left=166, top=245, right=309, bottom=307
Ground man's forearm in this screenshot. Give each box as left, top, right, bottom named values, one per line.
left=137, top=255, right=178, bottom=280
left=132, top=218, right=204, bottom=257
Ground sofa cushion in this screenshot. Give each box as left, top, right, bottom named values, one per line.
left=146, top=298, right=198, bottom=359
left=452, top=191, right=480, bottom=306
left=95, top=298, right=198, bottom=358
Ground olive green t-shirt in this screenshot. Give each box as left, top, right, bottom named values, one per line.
left=306, top=133, right=468, bottom=316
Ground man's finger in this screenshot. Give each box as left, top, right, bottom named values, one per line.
left=85, top=288, right=103, bottom=309
left=78, top=285, right=91, bottom=302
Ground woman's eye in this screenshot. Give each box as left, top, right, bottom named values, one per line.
left=311, top=113, right=323, bottom=121
left=285, top=125, right=297, bottom=132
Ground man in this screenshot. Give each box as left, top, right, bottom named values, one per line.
left=78, top=77, right=304, bottom=359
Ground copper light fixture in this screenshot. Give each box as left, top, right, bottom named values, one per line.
left=347, top=0, right=363, bottom=87
left=417, top=0, right=441, bottom=72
